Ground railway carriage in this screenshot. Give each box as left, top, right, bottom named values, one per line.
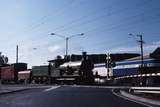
left=112, top=56, right=160, bottom=77
left=112, top=54, right=160, bottom=86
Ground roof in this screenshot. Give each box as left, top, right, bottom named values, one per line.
left=122, top=47, right=160, bottom=61
left=150, top=47, right=160, bottom=59
left=152, top=47, right=160, bottom=54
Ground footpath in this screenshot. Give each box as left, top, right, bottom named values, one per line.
left=115, top=87, right=160, bottom=107
left=0, top=84, right=56, bottom=95
left=0, top=85, right=30, bottom=95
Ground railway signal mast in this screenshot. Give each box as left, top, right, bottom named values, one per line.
left=106, top=53, right=111, bottom=79
left=138, top=35, right=144, bottom=69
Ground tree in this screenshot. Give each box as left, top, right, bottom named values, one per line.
left=0, top=52, right=8, bottom=66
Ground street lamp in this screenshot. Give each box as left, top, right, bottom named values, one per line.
left=50, top=33, right=84, bottom=58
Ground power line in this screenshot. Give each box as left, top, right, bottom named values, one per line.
left=23, top=1, right=160, bottom=50
left=77, top=14, right=160, bottom=52
left=50, top=0, right=121, bottom=32
left=83, top=6, right=160, bottom=35
left=22, top=0, right=152, bottom=44
left=53, top=0, right=152, bottom=33
left=21, top=1, right=160, bottom=57
left=85, top=40, right=133, bottom=52
left=62, top=11, right=160, bottom=54
left=17, top=0, right=160, bottom=54
left=10, top=0, right=77, bottom=38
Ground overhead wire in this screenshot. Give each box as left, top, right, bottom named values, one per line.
left=53, top=0, right=152, bottom=33
left=49, top=0, right=121, bottom=32
left=21, top=0, right=159, bottom=55
left=28, top=0, right=151, bottom=53
left=79, top=6, right=160, bottom=52
left=8, top=0, right=77, bottom=44
left=83, top=4, right=160, bottom=36
left=24, top=0, right=151, bottom=43
left=32, top=0, right=152, bottom=54
left=17, top=0, right=78, bottom=47
left=19, top=0, right=119, bottom=45
left=82, top=11, right=160, bottom=52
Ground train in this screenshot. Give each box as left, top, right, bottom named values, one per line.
left=31, top=61, right=83, bottom=84
left=31, top=65, right=50, bottom=84
left=0, top=63, right=28, bottom=84
left=30, top=61, right=109, bottom=84
left=112, top=55, right=160, bottom=77
left=1, top=48, right=159, bottom=85
left=111, top=54, right=160, bottom=86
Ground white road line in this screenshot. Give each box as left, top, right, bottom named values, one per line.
left=71, top=85, right=129, bottom=89
left=112, top=89, right=154, bottom=107
left=43, top=86, right=60, bottom=92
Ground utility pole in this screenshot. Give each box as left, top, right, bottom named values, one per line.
left=129, top=34, right=144, bottom=71
left=138, top=35, right=144, bottom=69
left=16, top=45, right=18, bottom=63
left=137, top=35, right=144, bottom=86
left=129, top=33, right=144, bottom=86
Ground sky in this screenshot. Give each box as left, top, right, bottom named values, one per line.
left=0, top=0, right=160, bottom=68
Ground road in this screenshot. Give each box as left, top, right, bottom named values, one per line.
left=0, top=86, right=150, bottom=107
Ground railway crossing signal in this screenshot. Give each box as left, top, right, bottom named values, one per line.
left=106, top=53, right=111, bottom=79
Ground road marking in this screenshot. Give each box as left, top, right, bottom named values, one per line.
left=112, top=89, right=154, bottom=107
left=71, top=85, right=129, bottom=89
left=43, top=86, right=60, bottom=92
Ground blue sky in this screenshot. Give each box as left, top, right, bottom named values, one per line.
left=0, top=0, right=160, bottom=68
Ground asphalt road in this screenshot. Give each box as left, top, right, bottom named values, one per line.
left=0, top=86, right=149, bottom=107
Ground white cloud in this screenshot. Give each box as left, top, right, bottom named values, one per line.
left=144, top=41, right=160, bottom=52
left=109, top=41, right=160, bottom=53
left=48, top=45, right=61, bottom=53
left=152, top=41, right=160, bottom=45
left=109, top=46, right=139, bottom=53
